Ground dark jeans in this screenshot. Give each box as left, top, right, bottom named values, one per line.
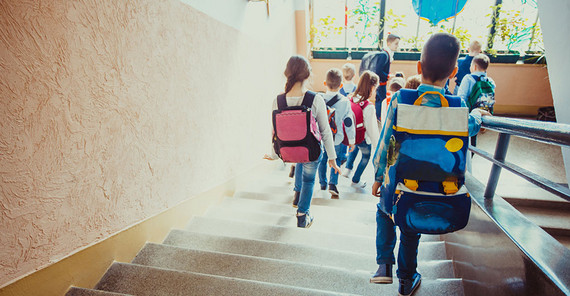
left=345, top=142, right=371, bottom=183
left=376, top=205, right=421, bottom=279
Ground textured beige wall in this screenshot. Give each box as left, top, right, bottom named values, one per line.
left=0, top=0, right=294, bottom=286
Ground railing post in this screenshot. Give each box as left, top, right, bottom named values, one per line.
left=484, top=133, right=511, bottom=199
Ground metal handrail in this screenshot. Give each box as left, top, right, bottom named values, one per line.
left=470, top=116, right=570, bottom=201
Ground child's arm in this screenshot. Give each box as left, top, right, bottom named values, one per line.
left=375, top=52, right=390, bottom=83
left=457, top=75, right=474, bottom=102
left=313, top=94, right=337, bottom=161
left=363, top=104, right=380, bottom=151
left=461, top=99, right=491, bottom=136
left=342, top=100, right=356, bottom=145
left=372, top=93, right=397, bottom=183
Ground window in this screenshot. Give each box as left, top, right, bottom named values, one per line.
left=311, top=0, right=544, bottom=54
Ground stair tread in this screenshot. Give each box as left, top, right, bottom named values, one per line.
left=234, top=190, right=377, bottom=208
left=513, top=205, right=570, bottom=230
left=134, top=243, right=456, bottom=289
left=163, top=230, right=449, bottom=268
left=95, top=262, right=357, bottom=296
left=65, top=287, right=133, bottom=296
left=204, top=205, right=376, bottom=237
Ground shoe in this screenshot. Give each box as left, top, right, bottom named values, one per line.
left=289, top=165, right=295, bottom=178
left=320, top=184, right=327, bottom=190
left=328, top=184, right=339, bottom=197
left=296, top=211, right=314, bottom=228
left=398, top=273, right=421, bottom=296
left=292, top=191, right=300, bottom=208
left=341, top=169, right=352, bottom=178
left=351, top=180, right=367, bottom=188
left=370, top=264, right=393, bottom=284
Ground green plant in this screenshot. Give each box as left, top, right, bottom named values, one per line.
left=309, top=16, right=343, bottom=48
left=349, top=0, right=381, bottom=48
left=487, top=4, right=534, bottom=52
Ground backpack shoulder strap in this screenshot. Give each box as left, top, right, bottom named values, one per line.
left=326, top=94, right=340, bottom=107
left=301, top=91, right=316, bottom=108
left=276, top=94, right=287, bottom=110
left=443, top=94, right=463, bottom=107
left=470, top=74, right=481, bottom=82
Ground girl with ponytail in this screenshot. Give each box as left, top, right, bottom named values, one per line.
left=264, top=55, right=340, bottom=228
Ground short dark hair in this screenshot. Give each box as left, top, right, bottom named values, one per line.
left=326, top=68, right=343, bottom=90
left=472, top=54, right=490, bottom=71
left=420, top=33, right=460, bottom=82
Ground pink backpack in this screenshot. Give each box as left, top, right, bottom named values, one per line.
left=272, top=91, right=322, bottom=163
left=342, top=97, right=369, bottom=145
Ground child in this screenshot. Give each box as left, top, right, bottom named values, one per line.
left=404, top=75, right=421, bottom=90
left=457, top=53, right=496, bottom=112
left=381, top=77, right=405, bottom=125
left=317, top=68, right=356, bottom=197
left=370, top=33, right=489, bottom=296
left=342, top=71, right=380, bottom=188
left=340, top=63, right=357, bottom=97
left=338, top=63, right=358, bottom=166
left=454, top=40, right=482, bottom=94
left=360, top=33, right=401, bottom=120
left=264, top=55, right=340, bottom=228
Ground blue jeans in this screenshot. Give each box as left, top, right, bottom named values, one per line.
left=292, top=153, right=322, bottom=214
left=376, top=204, right=421, bottom=279
left=338, top=144, right=348, bottom=163
left=318, top=145, right=343, bottom=186
left=345, top=142, right=371, bottom=183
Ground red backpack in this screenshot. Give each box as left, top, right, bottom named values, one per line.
left=342, top=97, right=369, bottom=145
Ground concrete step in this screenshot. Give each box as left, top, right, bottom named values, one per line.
left=203, top=205, right=377, bottom=237
left=504, top=197, right=570, bottom=211
left=218, top=196, right=379, bottom=225
left=163, top=230, right=448, bottom=270
left=513, top=205, right=570, bottom=231
left=65, top=287, right=132, bottom=296
left=183, top=217, right=442, bottom=255
left=132, top=243, right=457, bottom=295
left=94, top=262, right=356, bottom=296
left=234, top=189, right=377, bottom=206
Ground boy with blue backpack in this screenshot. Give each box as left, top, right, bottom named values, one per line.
left=318, top=68, right=356, bottom=197
left=370, top=33, right=490, bottom=296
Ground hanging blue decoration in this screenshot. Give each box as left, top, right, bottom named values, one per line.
left=412, top=0, right=469, bottom=26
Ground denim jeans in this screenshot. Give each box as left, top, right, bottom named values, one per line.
left=292, top=153, right=322, bottom=214
left=318, top=145, right=343, bottom=186
left=346, top=142, right=371, bottom=183
left=338, top=144, right=348, bottom=163
left=376, top=204, right=421, bottom=279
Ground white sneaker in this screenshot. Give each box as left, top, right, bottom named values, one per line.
left=351, top=180, right=367, bottom=188
left=342, top=169, right=352, bottom=178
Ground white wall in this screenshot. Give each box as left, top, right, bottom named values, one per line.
left=538, top=0, right=570, bottom=185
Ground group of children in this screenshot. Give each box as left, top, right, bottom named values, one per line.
left=269, top=32, right=494, bottom=296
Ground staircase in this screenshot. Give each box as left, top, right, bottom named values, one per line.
left=66, top=162, right=465, bottom=295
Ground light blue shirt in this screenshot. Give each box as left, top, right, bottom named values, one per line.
left=372, top=84, right=483, bottom=182
left=457, top=71, right=496, bottom=103
left=323, top=91, right=356, bottom=146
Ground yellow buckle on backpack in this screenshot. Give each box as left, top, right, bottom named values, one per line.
left=404, top=179, right=418, bottom=191
left=442, top=180, right=459, bottom=194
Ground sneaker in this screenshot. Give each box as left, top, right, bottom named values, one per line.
left=292, top=191, right=300, bottom=208
left=351, top=180, right=367, bottom=188
left=370, top=264, right=393, bottom=284
left=328, top=184, right=339, bottom=197
left=320, top=184, right=327, bottom=190
left=341, top=169, right=352, bottom=178
left=296, top=211, right=314, bottom=228
left=398, top=273, right=421, bottom=296
left=289, top=165, right=296, bottom=178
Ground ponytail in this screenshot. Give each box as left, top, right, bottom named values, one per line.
left=283, top=55, right=311, bottom=94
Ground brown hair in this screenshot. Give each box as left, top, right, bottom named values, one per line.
left=341, top=63, right=356, bottom=80
left=284, top=55, right=311, bottom=94
left=353, top=70, right=379, bottom=101
left=405, top=75, right=421, bottom=90
left=472, top=54, right=490, bottom=71
left=326, top=68, right=343, bottom=90
left=420, top=33, right=460, bottom=82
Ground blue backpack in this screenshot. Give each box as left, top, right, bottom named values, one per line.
left=380, top=89, right=471, bottom=234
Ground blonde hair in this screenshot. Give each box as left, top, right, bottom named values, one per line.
left=341, top=63, right=356, bottom=81
left=353, top=71, right=379, bottom=101
left=469, top=40, right=482, bottom=53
